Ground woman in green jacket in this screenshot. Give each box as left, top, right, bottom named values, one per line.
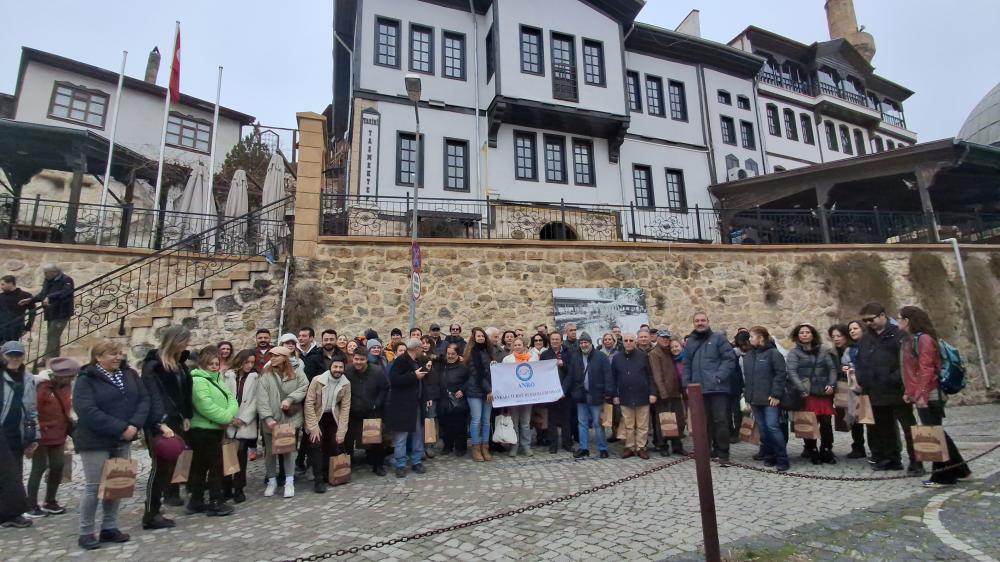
left=187, top=345, right=238, bottom=517
left=256, top=346, right=308, bottom=498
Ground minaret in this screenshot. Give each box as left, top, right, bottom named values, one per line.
left=824, top=0, right=876, bottom=62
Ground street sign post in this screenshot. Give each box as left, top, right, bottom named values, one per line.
left=411, top=272, right=421, bottom=302
left=412, top=241, right=422, bottom=273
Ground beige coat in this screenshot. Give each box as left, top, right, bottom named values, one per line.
left=303, top=372, right=351, bottom=442
left=256, top=364, right=309, bottom=429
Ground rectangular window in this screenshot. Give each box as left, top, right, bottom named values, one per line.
left=544, top=135, right=567, bottom=183
left=520, top=26, right=543, bottom=75
left=442, top=32, right=466, bottom=80
left=737, top=95, right=750, bottom=110
left=825, top=122, right=838, bottom=151
left=740, top=121, right=756, bottom=150
left=166, top=112, right=211, bottom=153
left=409, top=24, right=433, bottom=74
left=717, top=90, right=732, bottom=105
left=572, top=139, right=595, bottom=186
left=551, top=33, right=577, bottom=102
left=645, top=76, right=664, bottom=117
left=633, top=165, right=654, bottom=208
left=720, top=116, right=736, bottom=145
left=582, top=39, right=605, bottom=86
left=665, top=169, right=687, bottom=212
left=444, top=139, right=469, bottom=191
left=783, top=109, right=798, bottom=141
left=514, top=131, right=537, bottom=180
left=840, top=125, right=853, bottom=155
left=800, top=114, right=815, bottom=145
left=766, top=105, right=780, bottom=136
left=375, top=17, right=400, bottom=68
left=854, top=129, right=867, bottom=156
left=48, top=82, right=108, bottom=128
left=668, top=80, right=687, bottom=120
left=626, top=71, right=642, bottom=112
left=486, top=25, right=495, bottom=81
left=396, top=132, right=423, bottom=186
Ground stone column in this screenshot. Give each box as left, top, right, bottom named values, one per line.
left=915, top=164, right=942, bottom=243
left=294, top=112, right=327, bottom=258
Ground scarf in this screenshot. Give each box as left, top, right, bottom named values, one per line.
left=513, top=351, right=532, bottom=363
left=321, top=372, right=351, bottom=422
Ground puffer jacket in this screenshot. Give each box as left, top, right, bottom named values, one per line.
left=437, top=360, right=469, bottom=396
left=682, top=329, right=736, bottom=394
left=463, top=347, right=494, bottom=399
left=141, top=349, right=193, bottom=436
left=34, top=374, right=73, bottom=446
left=190, top=368, right=238, bottom=430
left=786, top=343, right=838, bottom=397
left=345, top=363, right=387, bottom=419
left=742, top=341, right=787, bottom=406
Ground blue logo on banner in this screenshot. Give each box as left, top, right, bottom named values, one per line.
left=515, top=364, right=534, bottom=382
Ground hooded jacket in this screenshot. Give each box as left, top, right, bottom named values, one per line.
left=72, top=363, right=149, bottom=450
left=190, top=368, right=239, bottom=431
left=742, top=341, right=787, bottom=406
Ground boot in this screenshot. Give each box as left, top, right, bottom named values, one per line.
left=472, top=444, right=485, bottom=462
left=480, top=443, right=493, bottom=461
left=810, top=448, right=821, bottom=465
left=820, top=448, right=837, bottom=465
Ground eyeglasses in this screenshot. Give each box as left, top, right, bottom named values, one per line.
left=861, top=316, right=876, bottom=323
left=623, top=339, right=635, bottom=342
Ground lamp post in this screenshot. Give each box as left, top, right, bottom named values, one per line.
left=405, top=74, right=422, bottom=331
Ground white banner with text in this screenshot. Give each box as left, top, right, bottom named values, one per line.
left=490, top=359, right=564, bottom=408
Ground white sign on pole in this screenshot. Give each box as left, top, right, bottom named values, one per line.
left=360, top=108, right=381, bottom=197
left=489, top=359, right=564, bottom=408
left=411, top=272, right=421, bottom=301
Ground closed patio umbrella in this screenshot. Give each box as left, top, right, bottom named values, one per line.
left=173, top=162, right=218, bottom=251
left=258, top=153, right=287, bottom=255
left=222, top=169, right=249, bottom=251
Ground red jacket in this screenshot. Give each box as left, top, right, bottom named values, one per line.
left=35, top=378, right=73, bottom=446
left=901, top=333, right=940, bottom=406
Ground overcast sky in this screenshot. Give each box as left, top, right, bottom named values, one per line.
left=2, top=0, right=997, bottom=141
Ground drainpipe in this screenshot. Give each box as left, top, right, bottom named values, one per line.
left=695, top=64, right=717, bottom=186
left=277, top=255, right=293, bottom=333
left=749, top=76, right=768, bottom=173
left=942, top=238, right=990, bottom=389
left=469, top=0, right=485, bottom=236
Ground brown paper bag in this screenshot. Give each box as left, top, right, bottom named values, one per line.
left=171, top=449, right=193, bottom=484
left=739, top=415, right=760, bottom=445
left=98, top=458, right=139, bottom=501
left=793, top=411, right=820, bottom=440
left=61, top=450, right=73, bottom=483
left=855, top=395, right=875, bottom=425
left=600, top=404, right=613, bottom=429
left=328, top=453, right=351, bottom=486
left=659, top=412, right=680, bottom=437
left=615, top=419, right=626, bottom=440
left=532, top=408, right=549, bottom=430
left=362, top=418, right=383, bottom=445
left=913, top=425, right=950, bottom=463
left=833, top=381, right=850, bottom=409
left=424, top=418, right=438, bottom=444
left=271, top=423, right=297, bottom=454
left=222, top=439, right=241, bottom=476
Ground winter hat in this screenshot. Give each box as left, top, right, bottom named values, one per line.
left=278, top=333, right=297, bottom=345
left=153, top=435, right=187, bottom=461
left=268, top=346, right=292, bottom=357
left=657, top=330, right=672, bottom=339
left=366, top=339, right=383, bottom=351
left=578, top=332, right=593, bottom=343
left=1, top=341, right=25, bottom=356
left=47, top=357, right=81, bottom=378
left=364, top=329, right=380, bottom=342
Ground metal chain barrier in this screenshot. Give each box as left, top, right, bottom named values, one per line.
left=277, top=455, right=694, bottom=562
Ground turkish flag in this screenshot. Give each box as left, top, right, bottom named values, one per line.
left=168, top=26, right=181, bottom=103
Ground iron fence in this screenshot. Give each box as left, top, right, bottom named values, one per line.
left=0, top=195, right=286, bottom=255
left=321, top=194, right=1000, bottom=246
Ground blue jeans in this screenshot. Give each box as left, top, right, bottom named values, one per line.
left=468, top=397, right=492, bottom=445
left=393, top=419, right=425, bottom=469
left=752, top=405, right=788, bottom=466
left=577, top=403, right=608, bottom=452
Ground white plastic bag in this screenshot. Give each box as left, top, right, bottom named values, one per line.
left=492, top=414, right=518, bottom=444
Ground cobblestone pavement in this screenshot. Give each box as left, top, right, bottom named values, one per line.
left=2, top=404, right=998, bottom=562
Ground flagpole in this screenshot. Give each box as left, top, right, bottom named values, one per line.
left=206, top=65, right=222, bottom=217
left=96, top=50, right=127, bottom=246
left=152, top=21, right=179, bottom=249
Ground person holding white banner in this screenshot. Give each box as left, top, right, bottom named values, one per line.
left=501, top=338, right=539, bottom=457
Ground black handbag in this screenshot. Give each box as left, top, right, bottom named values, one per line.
left=438, top=391, right=469, bottom=416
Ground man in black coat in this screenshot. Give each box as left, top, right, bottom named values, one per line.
left=540, top=332, right=575, bottom=454
left=611, top=334, right=656, bottom=459
left=19, top=264, right=73, bottom=360
left=564, top=334, right=612, bottom=458
left=855, top=302, right=920, bottom=474
left=0, top=275, right=32, bottom=343
left=344, top=353, right=389, bottom=476
left=386, top=339, right=429, bottom=478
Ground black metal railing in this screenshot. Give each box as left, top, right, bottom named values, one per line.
left=0, top=195, right=285, bottom=254
left=322, top=194, right=1000, bottom=247
left=817, top=82, right=869, bottom=108
left=881, top=112, right=906, bottom=129
left=758, top=71, right=812, bottom=96
left=1, top=196, right=292, bottom=365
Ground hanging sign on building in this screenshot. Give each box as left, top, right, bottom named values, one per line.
left=359, top=108, right=381, bottom=197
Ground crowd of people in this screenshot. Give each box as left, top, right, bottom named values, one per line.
left=0, top=303, right=972, bottom=550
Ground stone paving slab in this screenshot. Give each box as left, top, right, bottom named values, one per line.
left=1, top=404, right=998, bottom=561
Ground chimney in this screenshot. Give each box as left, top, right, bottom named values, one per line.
left=145, top=47, right=161, bottom=83
left=824, top=0, right=876, bottom=62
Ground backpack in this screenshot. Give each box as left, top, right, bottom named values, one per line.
left=914, top=334, right=967, bottom=395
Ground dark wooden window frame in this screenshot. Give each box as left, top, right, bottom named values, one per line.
left=740, top=120, right=756, bottom=150
left=374, top=16, right=402, bottom=69
left=571, top=138, right=596, bottom=187
left=166, top=111, right=212, bottom=154
left=409, top=23, right=435, bottom=75
left=519, top=26, right=544, bottom=76
left=800, top=113, right=815, bottom=145
left=825, top=121, right=839, bottom=152
left=664, top=168, right=688, bottom=213
left=632, top=164, right=654, bottom=208
left=396, top=131, right=424, bottom=187
left=720, top=115, right=737, bottom=146
left=668, top=80, right=687, bottom=121
left=47, top=81, right=109, bottom=129
left=443, top=137, right=469, bottom=191
left=550, top=31, right=578, bottom=103
left=626, top=71, right=642, bottom=113
left=766, top=104, right=780, bottom=136
left=543, top=134, right=568, bottom=184
left=442, top=30, right=466, bottom=81
left=645, top=74, right=665, bottom=118
left=514, top=130, right=538, bottom=181
left=840, top=124, right=853, bottom=155
left=783, top=108, right=798, bottom=141
left=717, top=90, right=732, bottom=105
left=737, top=95, right=751, bottom=110
left=582, top=38, right=606, bottom=87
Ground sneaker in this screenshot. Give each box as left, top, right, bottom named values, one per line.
left=205, top=501, right=234, bottom=517
left=524, top=447, right=534, bottom=457
left=873, top=460, right=904, bottom=471
left=573, top=449, right=590, bottom=459
left=233, top=490, right=247, bottom=504
left=922, top=480, right=952, bottom=488
left=283, top=478, right=295, bottom=498
left=763, top=458, right=777, bottom=467
left=673, top=448, right=689, bottom=456
left=185, top=498, right=206, bottom=515
left=599, top=450, right=610, bottom=459
left=395, top=467, right=407, bottom=479
left=41, top=502, right=66, bottom=515
left=715, top=457, right=731, bottom=467
left=24, top=507, right=46, bottom=519
left=659, top=447, right=670, bottom=458
left=294, top=467, right=307, bottom=479
left=412, top=463, right=426, bottom=474
left=77, top=534, right=99, bottom=550
left=846, top=448, right=867, bottom=459
left=374, top=465, right=387, bottom=477
left=314, top=481, right=327, bottom=494
left=98, top=529, right=130, bottom=543
left=907, top=463, right=926, bottom=477
left=248, top=448, right=258, bottom=461
left=775, top=463, right=790, bottom=472
left=1, top=515, right=33, bottom=528
left=264, top=477, right=277, bottom=497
